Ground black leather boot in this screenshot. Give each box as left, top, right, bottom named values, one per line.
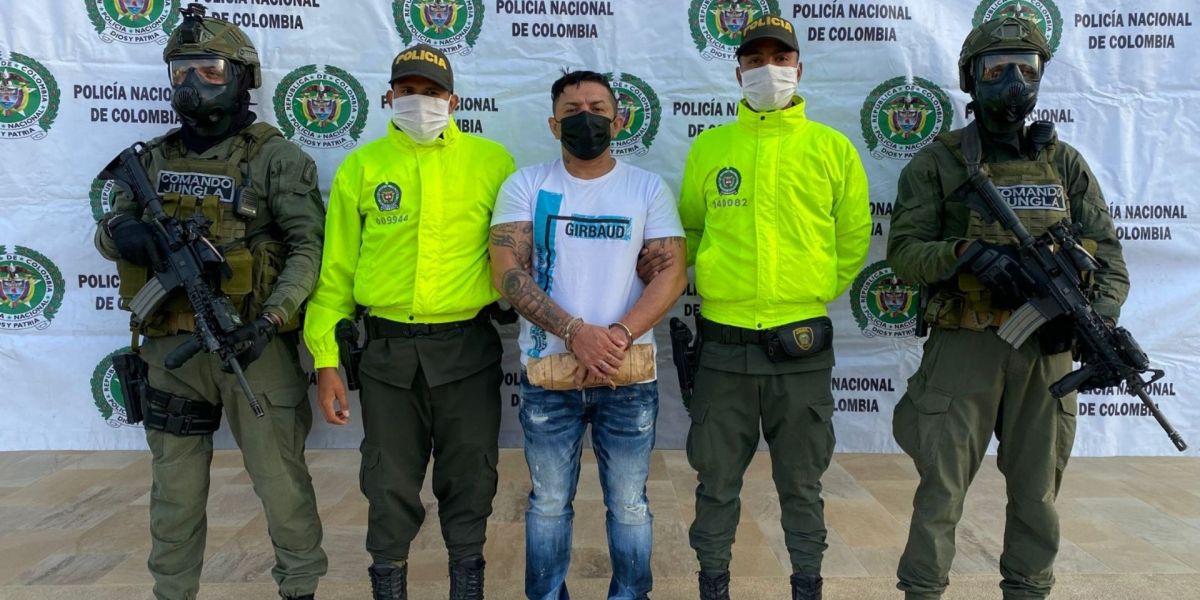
left=280, top=594, right=314, bottom=600
left=449, top=554, right=485, bottom=600
left=368, top=562, right=408, bottom=600
left=791, top=573, right=823, bottom=600
left=698, top=569, right=731, bottom=600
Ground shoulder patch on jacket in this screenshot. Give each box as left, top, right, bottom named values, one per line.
left=302, top=160, right=316, bottom=186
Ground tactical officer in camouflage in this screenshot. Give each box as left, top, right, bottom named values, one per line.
left=887, top=17, right=1129, bottom=600
left=94, top=5, right=327, bottom=599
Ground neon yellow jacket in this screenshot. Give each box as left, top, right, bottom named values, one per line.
left=680, top=97, right=871, bottom=330
left=304, top=120, right=515, bottom=368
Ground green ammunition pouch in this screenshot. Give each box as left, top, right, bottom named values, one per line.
left=116, top=123, right=286, bottom=336
left=923, top=286, right=1011, bottom=332
left=246, top=238, right=298, bottom=332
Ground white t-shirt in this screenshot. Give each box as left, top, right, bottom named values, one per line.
left=492, top=159, right=684, bottom=377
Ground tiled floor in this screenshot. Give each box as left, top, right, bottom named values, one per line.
left=0, top=449, right=1197, bottom=599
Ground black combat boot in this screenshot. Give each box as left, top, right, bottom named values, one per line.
left=790, top=573, right=823, bottom=600
left=449, top=554, right=485, bottom=600
left=369, top=562, right=407, bottom=600
left=280, top=594, right=314, bottom=600
left=698, top=569, right=730, bottom=600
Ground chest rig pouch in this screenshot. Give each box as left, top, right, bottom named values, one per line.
left=925, top=122, right=1069, bottom=334
left=116, top=123, right=289, bottom=337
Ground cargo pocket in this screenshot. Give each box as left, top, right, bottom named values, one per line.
left=261, top=385, right=306, bottom=408
left=1055, top=393, right=1078, bottom=472
left=359, top=441, right=383, bottom=502
left=481, top=447, right=499, bottom=490
left=893, top=370, right=924, bottom=459
left=257, top=387, right=309, bottom=464
left=809, top=394, right=837, bottom=458
left=808, top=398, right=835, bottom=423
left=913, top=387, right=954, bottom=470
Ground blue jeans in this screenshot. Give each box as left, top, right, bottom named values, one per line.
left=520, top=377, right=658, bottom=600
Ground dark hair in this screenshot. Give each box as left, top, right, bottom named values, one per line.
left=550, top=69, right=616, bottom=109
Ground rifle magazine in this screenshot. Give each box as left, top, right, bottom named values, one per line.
left=997, top=302, right=1048, bottom=348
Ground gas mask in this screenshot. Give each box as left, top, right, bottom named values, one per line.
left=972, top=53, right=1041, bottom=133
left=169, top=56, right=245, bottom=138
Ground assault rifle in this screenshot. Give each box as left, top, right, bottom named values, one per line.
left=964, top=171, right=1186, bottom=451
left=99, top=142, right=264, bottom=418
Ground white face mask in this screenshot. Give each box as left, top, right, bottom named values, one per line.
left=740, top=64, right=798, bottom=112
left=391, top=94, right=451, bottom=144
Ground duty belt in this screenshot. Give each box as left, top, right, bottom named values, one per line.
left=699, top=319, right=771, bottom=346
left=366, top=313, right=485, bottom=339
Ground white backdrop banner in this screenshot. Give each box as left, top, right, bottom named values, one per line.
left=1, top=0, right=1196, bottom=456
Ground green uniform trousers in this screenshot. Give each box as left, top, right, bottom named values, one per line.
left=686, top=341, right=836, bottom=575
left=141, top=333, right=327, bottom=600
left=894, top=328, right=1077, bottom=600
left=357, top=320, right=503, bottom=564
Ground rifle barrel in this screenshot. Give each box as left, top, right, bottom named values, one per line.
left=1131, top=384, right=1188, bottom=452
left=225, top=356, right=265, bottom=418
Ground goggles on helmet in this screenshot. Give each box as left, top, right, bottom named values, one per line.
left=169, top=57, right=231, bottom=86
left=976, top=53, right=1041, bottom=83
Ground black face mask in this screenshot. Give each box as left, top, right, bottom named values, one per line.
left=973, top=62, right=1040, bottom=134
left=171, top=65, right=244, bottom=139
left=558, top=111, right=613, bottom=160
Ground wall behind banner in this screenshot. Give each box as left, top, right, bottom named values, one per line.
left=1, top=0, right=1196, bottom=456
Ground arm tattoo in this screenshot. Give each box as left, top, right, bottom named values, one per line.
left=489, top=221, right=533, bottom=271
left=643, top=236, right=686, bottom=254
left=501, top=268, right=574, bottom=337
left=491, top=221, right=571, bottom=335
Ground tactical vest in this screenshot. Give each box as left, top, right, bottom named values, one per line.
left=116, top=123, right=297, bottom=336
left=925, top=123, right=1073, bottom=331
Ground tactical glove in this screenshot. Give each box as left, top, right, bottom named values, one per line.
left=106, top=213, right=156, bottom=266
left=957, top=241, right=1036, bottom=310
left=224, top=316, right=276, bottom=371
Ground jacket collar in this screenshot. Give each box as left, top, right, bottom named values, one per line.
left=736, top=96, right=808, bottom=134
left=388, top=116, right=462, bottom=149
